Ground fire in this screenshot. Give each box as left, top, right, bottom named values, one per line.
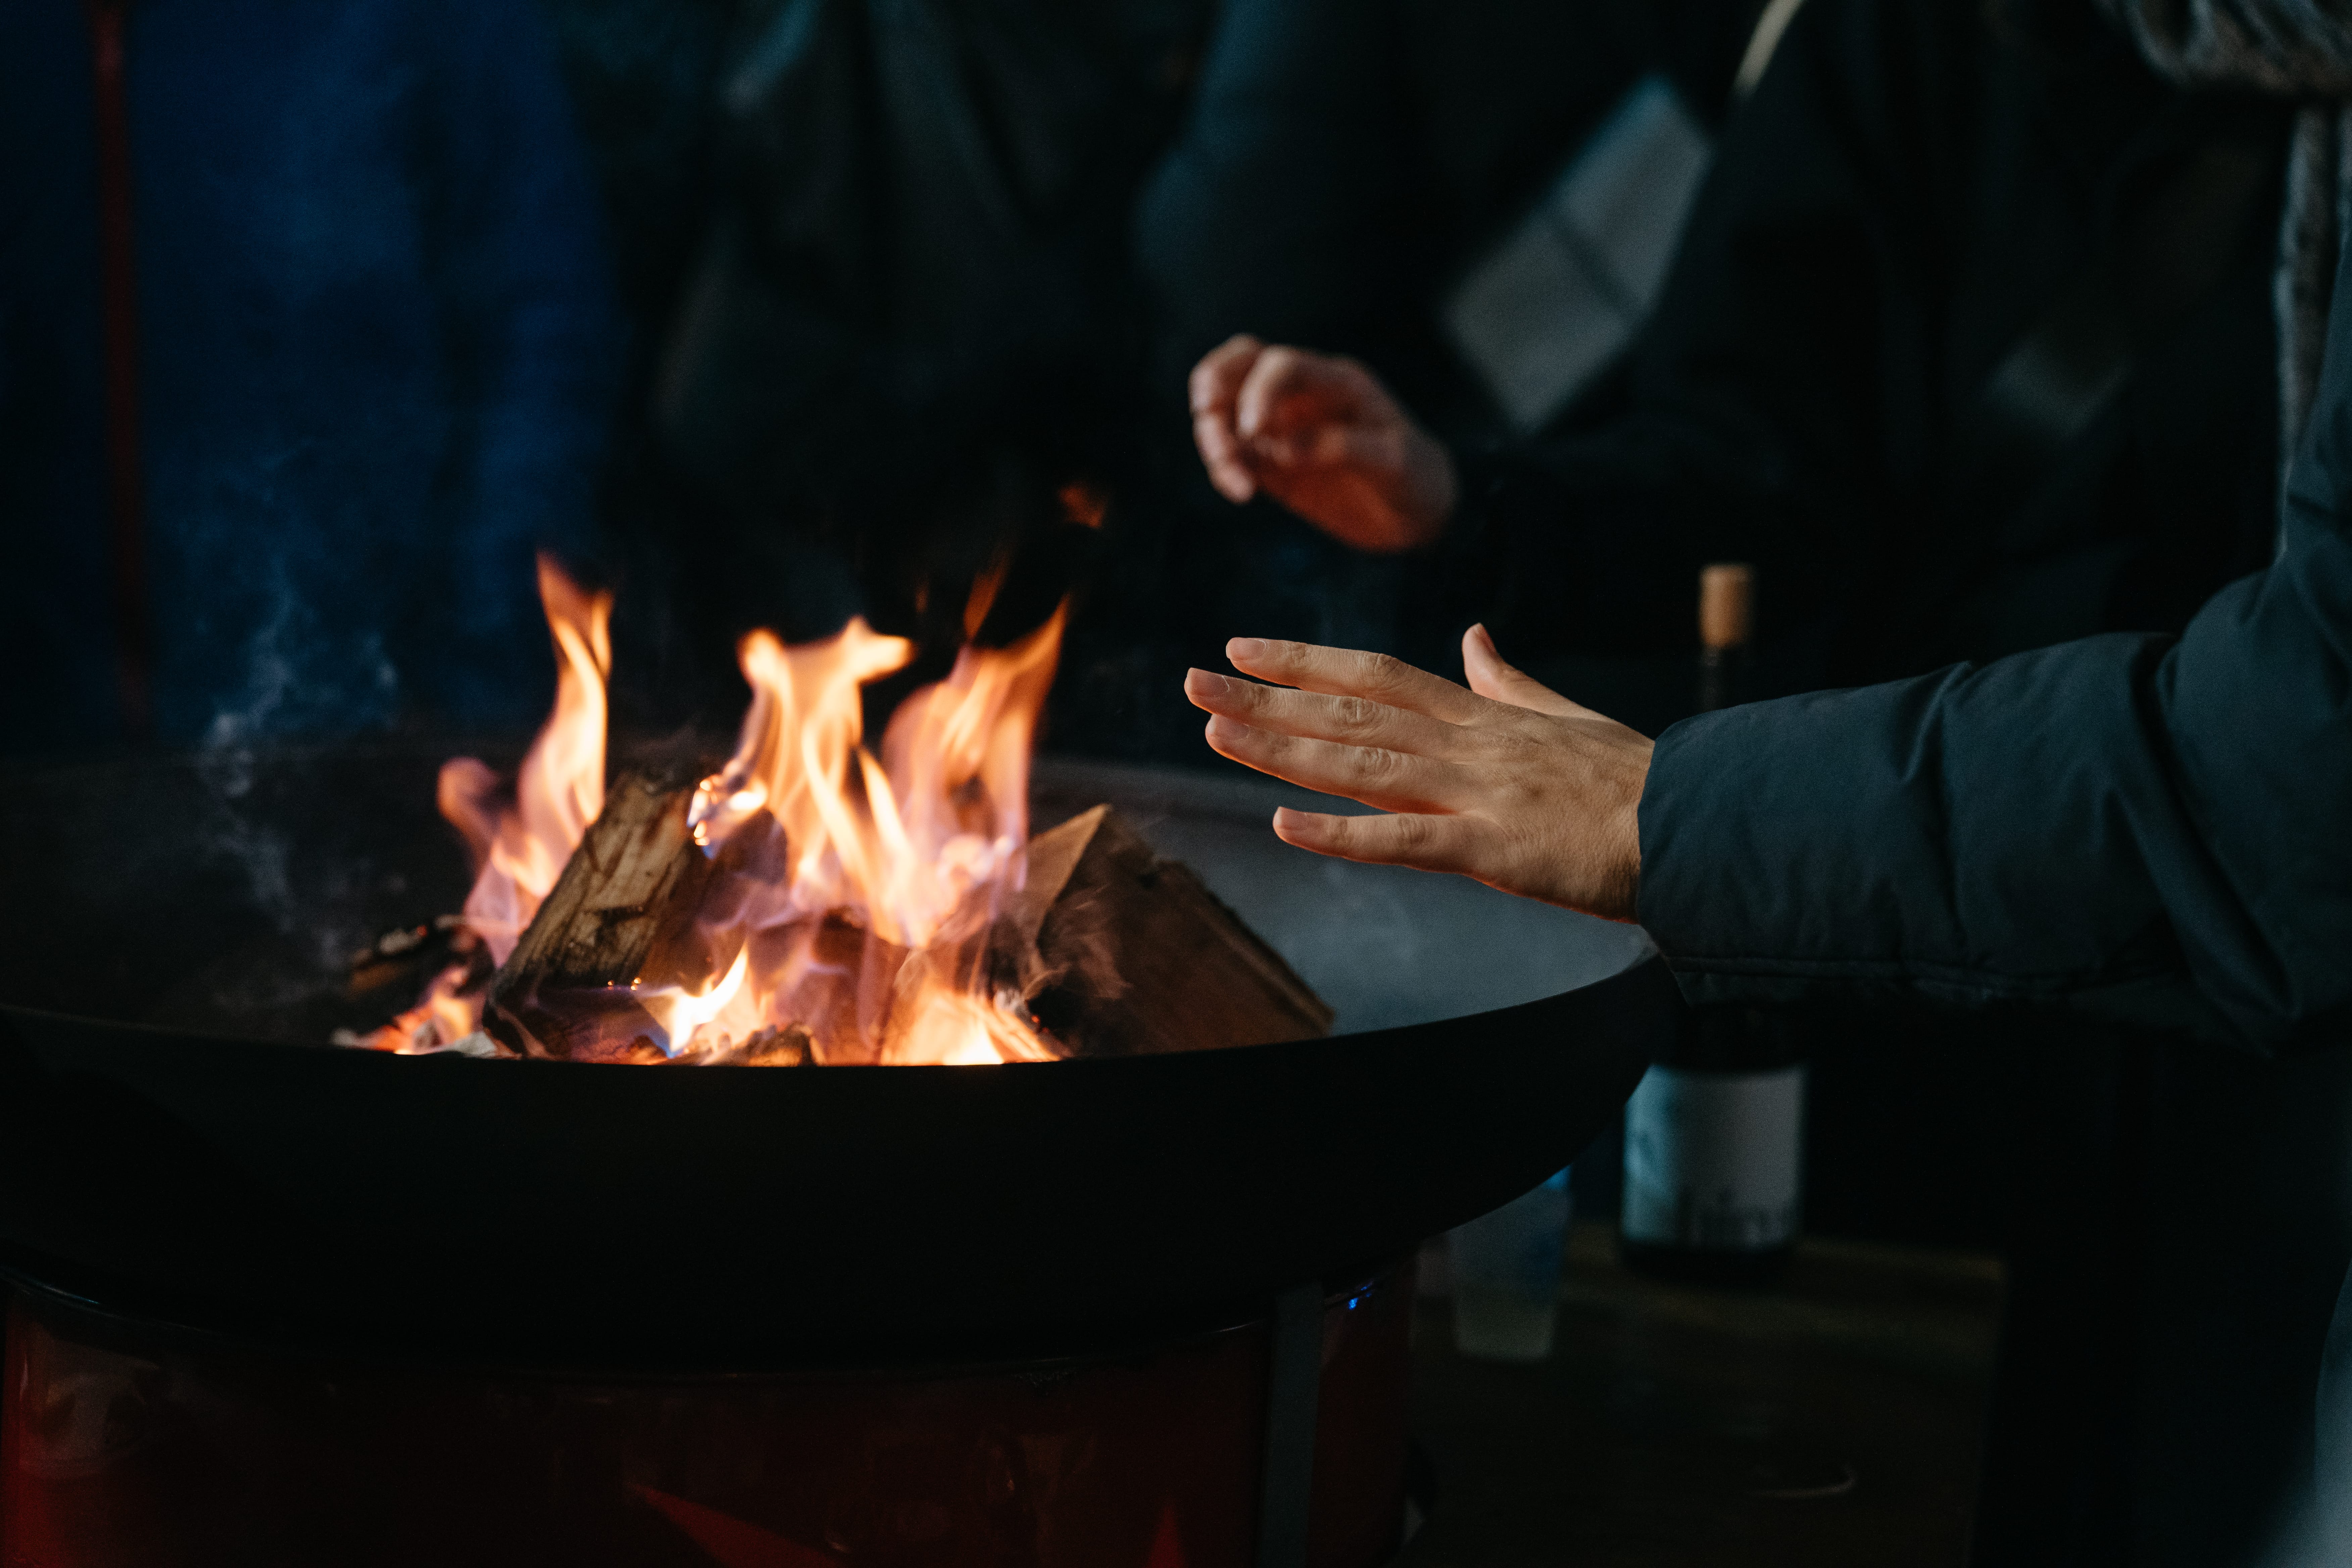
left=354, top=557, right=610, bottom=1054
left=357, top=554, right=1069, bottom=1066
left=451, top=556, right=613, bottom=965
left=640, top=598, right=1067, bottom=1064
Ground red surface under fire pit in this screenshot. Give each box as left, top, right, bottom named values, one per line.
left=1, top=1264, right=1412, bottom=1568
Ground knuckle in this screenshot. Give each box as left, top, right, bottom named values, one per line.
left=1350, top=746, right=1402, bottom=786
left=1353, top=650, right=1408, bottom=693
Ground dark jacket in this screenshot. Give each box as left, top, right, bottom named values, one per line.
left=1460, top=0, right=2287, bottom=688
left=1637, top=276, right=2352, bottom=1055
left=1640, top=203, right=2352, bottom=1564
left=1547, top=7, right=2334, bottom=1557
left=1136, top=0, right=1761, bottom=436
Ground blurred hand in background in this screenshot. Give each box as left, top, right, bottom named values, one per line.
left=1188, top=334, right=1458, bottom=552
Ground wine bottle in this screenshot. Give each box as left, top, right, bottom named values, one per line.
left=1619, top=564, right=1807, bottom=1285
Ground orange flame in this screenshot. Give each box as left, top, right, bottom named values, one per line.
left=455, top=556, right=614, bottom=965
left=356, top=555, right=611, bottom=1053
left=660, top=599, right=1069, bottom=1063
left=362, top=559, right=1070, bottom=1067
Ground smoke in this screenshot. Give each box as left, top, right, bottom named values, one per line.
left=188, top=568, right=403, bottom=983
left=202, top=563, right=402, bottom=754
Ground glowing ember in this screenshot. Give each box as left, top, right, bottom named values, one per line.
left=357, top=553, right=1069, bottom=1065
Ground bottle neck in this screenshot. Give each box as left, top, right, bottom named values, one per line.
left=1697, top=645, right=1749, bottom=714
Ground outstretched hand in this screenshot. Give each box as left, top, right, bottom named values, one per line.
left=1182, top=626, right=1653, bottom=922
left=1188, top=334, right=1458, bottom=553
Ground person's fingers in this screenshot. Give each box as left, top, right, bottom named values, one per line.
left=1461, top=623, right=1591, bottom=719
left=1190, top=336, right=1265, bottom=502
left=1250, top=419, right=1404, bottom=474
left=1225, top=637, right=1489, bottom=726
left=1201, top=714, right=1460, bottom=813
left=1194, top=410, right=1258, bottom=502
left=1269, top=806, right=1491, bottom=879
left=1188, top=334, right=1263, bottom=415
left=1234, top=345, right=1359, bottom=441
left=1184, top=668, right=1461, bottom=755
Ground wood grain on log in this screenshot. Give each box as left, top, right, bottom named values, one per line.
left=1018, top=805, right=1333, bottom=1056
left=486, top=772, right=713, bottom=1059
left=486, top=782, right=1331, bottom=1062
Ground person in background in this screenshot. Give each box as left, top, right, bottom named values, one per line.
left=1135, top=0, right=1767, bottom=703
left=0, top=0, right=622, bottom=755
left=1192, top=0, right=2318, bottom=699
left=1185, top=205, right=2352, bottom=1563
left=1185, top=0, right=2352, bottom=1560
left=628, top=0, right=1210, bottom=734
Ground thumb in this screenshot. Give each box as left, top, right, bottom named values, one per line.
left=1463, top=624, right=1587, bottom=718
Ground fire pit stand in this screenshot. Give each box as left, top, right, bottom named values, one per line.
left=1, top=1262, right=1412, bottom=1568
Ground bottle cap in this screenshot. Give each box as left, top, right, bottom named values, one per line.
left=1699, top=563, right=1755, bottom=652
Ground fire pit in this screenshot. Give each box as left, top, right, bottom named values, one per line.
left=0, top=577, right=1667, bottom=1566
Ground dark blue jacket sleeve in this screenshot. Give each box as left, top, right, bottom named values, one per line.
left=1635, top=262, right=2352, bottom=1054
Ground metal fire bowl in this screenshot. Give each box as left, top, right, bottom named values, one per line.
left=0, top=745, right=1669, bottom=1369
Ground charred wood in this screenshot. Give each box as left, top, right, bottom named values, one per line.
left=485, top=770, right=715, bottom=1060
left=1014, top=806, right=1332, bottom=1056
left=346, top=912, right=477, bottom=1001
left=484, top=784, right=1331, bottom=1062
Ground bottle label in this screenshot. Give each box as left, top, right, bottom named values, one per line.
left=1621, top=1064, right=1805, bottom=1252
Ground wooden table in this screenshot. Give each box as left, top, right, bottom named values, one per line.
left=1399, top=1223, right=2004, bottom=1566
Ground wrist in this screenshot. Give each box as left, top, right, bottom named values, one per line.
left=1599, top=738, right=1651, bottom=922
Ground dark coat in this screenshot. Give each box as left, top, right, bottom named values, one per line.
left=1459, top=0, right=2288, bottom=688
left=1485, top=2, right=2326, bottom=1558
left=1640, top=487, right=2351, bottom=1052
left=1640, top=178, right=2352, bottom=1565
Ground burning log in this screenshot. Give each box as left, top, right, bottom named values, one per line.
left=483, top=769, right=716, bottom=1061
left=1011, top=806, right=1333, bottom=1057
left=364, top=556, right=1328, bottom=1065
left=346, top=913, right=476, bottom=1001
left=680, top=1025, right=815, bottom=1067
left=481, top=780, right=1330, bottom=1062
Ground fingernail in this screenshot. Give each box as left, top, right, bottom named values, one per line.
left=1183, top=667, right=1226, bottom=697
left=1227, top=637, right=1268, bottom=662
left=1206, top=715, right=1249, bottom=744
